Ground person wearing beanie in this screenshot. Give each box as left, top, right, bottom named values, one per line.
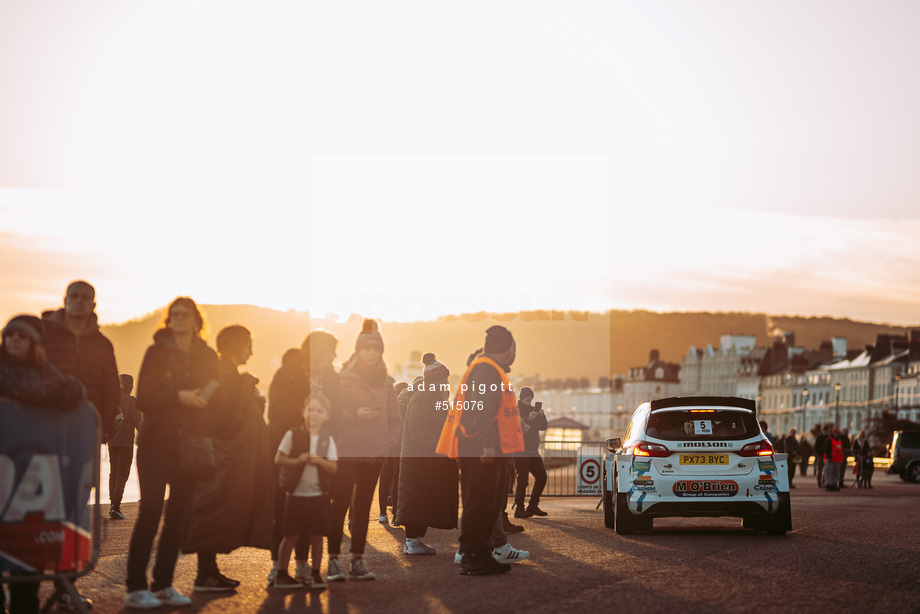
left=513, top=387, right=548, bottom=518
left=443, top=325, right=526, bottom=576
left=1, top=314, right=86, bottom=613
left=326, top=318, right=401, bottom=582
left=394, top=353, right=459, bottom=555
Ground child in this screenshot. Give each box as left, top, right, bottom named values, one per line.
left=272, top=392, right=338, bottom=589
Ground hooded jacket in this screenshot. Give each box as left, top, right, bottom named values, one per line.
left=42, top=308, right=121, bottom=436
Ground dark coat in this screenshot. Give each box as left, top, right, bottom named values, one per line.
left=109, top=390, right=142, bottom=448
left=0, top=356, right=85, bottom=409
left=267, top=348, right=309, bottom=449
left=394, top=388, right=458, bottom=530
left=183, top=356, right=275, bottom=553
left=517, top=399, right=547, bottom=454
left=135, top=328, right=221, bottom=449
left=41, top=309, right=121, bottom=437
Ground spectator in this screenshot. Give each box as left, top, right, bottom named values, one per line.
left=266, top=347, right=309, bottom=582
left=814, top=426, right=829, bottom=486
left=183, top=325, right=275, bottom=592
left=824, top=428, right=845, bottom=492
left=378, top=380, right=409, bottom=526
left=759, top=420, right=775, bottom=448
left=854, top=430, right=873, bottom=489
left=124, top=297, right=221, bottom=609
left=798, top=436, right=813, bottom=477
left=0, top=314, right=85, bottom=614
left=784, top=428, right=799, bottom=488
left=42, top=281, right=120, bottom=611
left=326, top=319, right=400, bottom=582
left=108, top=374, right=142, bottom=519
left=437, top=325, right=525, bottom=576
left=42, top=280, right=120, bottom=442
left=273, top=392, right=338, bottom=590
left=395, top=354, right=458, bottom=555
left=513, top=387, right=548, bottom=518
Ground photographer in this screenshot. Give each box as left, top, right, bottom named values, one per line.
left=512, top=387, right=548, bottom=518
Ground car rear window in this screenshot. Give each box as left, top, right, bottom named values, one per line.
left=646, top=409, right=759, bottom=441
left=898, top=432, right=920, bottom=449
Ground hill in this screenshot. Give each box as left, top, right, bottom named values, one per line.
left=101, top=307, right=917, bottom=391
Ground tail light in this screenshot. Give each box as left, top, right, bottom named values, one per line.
left=633, top=441, right=671, bottom=457
left=738, top=440, right=774, bottom=457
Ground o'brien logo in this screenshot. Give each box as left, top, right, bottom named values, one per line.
left=672, top=480, right=739, bottom=498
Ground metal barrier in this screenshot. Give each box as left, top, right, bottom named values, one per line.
left=530, top=440, right=606, bottom=497
left=1, top=398, right=101, bottom=614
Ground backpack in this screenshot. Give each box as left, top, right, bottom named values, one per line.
left=278, top=426, right=332, bottom=495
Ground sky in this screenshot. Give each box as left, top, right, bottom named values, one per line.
left=2, top=1, right=920, bottom=327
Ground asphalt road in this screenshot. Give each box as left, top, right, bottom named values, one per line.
left=25, top=471, right=920, bottom=613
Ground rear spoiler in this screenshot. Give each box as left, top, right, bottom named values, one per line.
left=649, top=396, right=757, bottom=418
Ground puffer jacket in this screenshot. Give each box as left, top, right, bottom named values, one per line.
left=0, top=357, right=86, bottom=409
left=394, top=387, right=458, bottom=530
left=336, top=361, right=400, bottom=460
left=42, top=309, right=121, bottom=436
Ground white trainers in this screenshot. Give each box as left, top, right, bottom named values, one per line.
left=377, top=514, right=390, bottom=525
left=348, top=558, right=376, bottom=580
left=266, top=567, right=278, bottom=584
left=124, top=590, right=162, bottom=609
left=403, top=540, right=436, bottom=555
left=152, top=587, right=192, bottom=607
left=294, top=560, right=308, bottom=584
left=492, top=543, right=530, bottom=564
left=454, top=550, right=463, bottom=564
left=327, top=558, right=346, bottom=582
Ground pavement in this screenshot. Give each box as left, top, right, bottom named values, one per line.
left=15, top=471, right=920, bottom=613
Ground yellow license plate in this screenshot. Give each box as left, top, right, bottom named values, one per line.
left=680, top=454, right=728, bottom=465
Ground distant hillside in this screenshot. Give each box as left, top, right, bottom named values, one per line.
left=102, top=307, right=917, bottom=391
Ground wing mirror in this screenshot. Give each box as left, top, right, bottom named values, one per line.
left=606, top=437, right=622, bottom=453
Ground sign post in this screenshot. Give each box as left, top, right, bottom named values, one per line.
left=576, top=444, right=603, bottom=496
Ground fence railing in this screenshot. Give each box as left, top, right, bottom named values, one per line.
left=523, top=440, right=606, bottom=497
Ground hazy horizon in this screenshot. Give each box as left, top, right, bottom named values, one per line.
left=3, top=2, right=920, bottom=327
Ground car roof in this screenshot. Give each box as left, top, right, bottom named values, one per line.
left=649, top=396, right=757, bottom=416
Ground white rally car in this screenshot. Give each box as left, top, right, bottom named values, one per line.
left=602, top=396, right=791, bottom=535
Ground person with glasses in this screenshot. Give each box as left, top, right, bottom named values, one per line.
left=1, top=314, right=85, bottom=613
left=124, top=297, right=221, bottom=609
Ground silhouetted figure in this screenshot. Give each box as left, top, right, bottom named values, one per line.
left=438, top=325, right=525, bottom=576
left=42, top=280, right=120, bottom=611
left=395, top=354, right=458, bottom=555
left=125, top=297, right=220, bottom=609
left=184, top=325, right=274, bottom=592
left=513, top=387, right=548, bottom=516
left=326, top=319, right=400, bottom=582
left=109, top=374, right=141, bottom=519
left=1, top=314, right=86, bottom=614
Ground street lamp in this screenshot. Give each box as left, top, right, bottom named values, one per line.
left=895, top=374, right=901, bottom=419
left=834, top=383, right=841, bottom=428
left=801, top=388, right=809, bottom=433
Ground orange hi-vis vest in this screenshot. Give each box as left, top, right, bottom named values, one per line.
left=435, top=355, right=524, bottom=458
left=829, top=438, right=844, bottom=463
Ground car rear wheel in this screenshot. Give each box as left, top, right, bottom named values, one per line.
left=613, top=475, right=652, bottom=534
left=763, top=492, right=791, bottom=535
